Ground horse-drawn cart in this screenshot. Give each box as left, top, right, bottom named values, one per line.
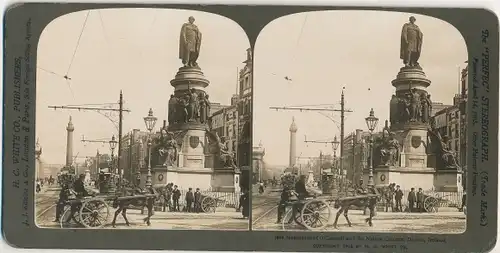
left=422, top=193, right=450, bottom=213
left=281, top=190, right=382, bottom=231
left=200, top=194, right=228, bottom=213
left=60, top=173, right=158, bottom=229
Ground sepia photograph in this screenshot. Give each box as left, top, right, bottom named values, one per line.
left=34, top=8, right=252, bottom=230
left=252, top=11, right=468, bottom=233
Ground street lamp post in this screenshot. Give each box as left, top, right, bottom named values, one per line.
left=364, top=108, right=379, bottom=188
left=109, top=135, right=117, bottom=173
left=143, top=108, right=158, bottom=189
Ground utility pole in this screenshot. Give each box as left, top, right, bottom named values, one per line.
left=270, top=90, right=353, bottom=186
left=48, top=91, right=130, bottom=187
left=350, top=132, right=356, bottom=193
left=340, top=90, right=346, bottom=189
left=118, top=91, right=124, bottom=186
left=319, top=151, right=323, bottom=187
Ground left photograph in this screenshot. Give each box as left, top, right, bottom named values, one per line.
left=35, top=8, right=252, bottom=230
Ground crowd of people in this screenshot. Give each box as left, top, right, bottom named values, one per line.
left=52, top=174, right=250, bottom=223
left=35, top=176, right=55, bottom=193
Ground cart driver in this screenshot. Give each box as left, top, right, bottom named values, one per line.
left=73, top=174, right=89, bottom=198
left=356, top=179, right=368, bottom=195
left=294, top=175, right=312, bottom=200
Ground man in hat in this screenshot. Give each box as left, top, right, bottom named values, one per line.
left=400, top=16, right=424, bottom=67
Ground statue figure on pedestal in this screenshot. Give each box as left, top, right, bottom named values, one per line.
left=168, top=95, right=178, bottom=125
left=386, top=133, right=400, bottom=166
left=400, top=16, right=423, bottom=67
left=155, top=129, right=180, bottom=167
left=198, top=94, right=210, bottom=124
left=377, top=131, right=400, bottom=167
left=186, top=88, right=199, bottom=122
left=179, top=16, right=202, bottom=68
left=409, top=89, right=421, bottom=122
left=437, top=136, right=460, bottom=168
left=205, top=131, right=237, bottom=169
left=390, top=94, right=399, bottom=125
left=402, top=94, right=412, bottom=122
left=420, top=93, right=432, bottom=123
left=178, top=95, right=189, bottom=123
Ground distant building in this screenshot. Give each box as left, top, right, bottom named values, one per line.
left=209, top=48, right=253, bottom=189
left=252, top=143, right=265, bottom=183
left=431, top=64, right=468, bottom=175
left=119, top=129, right=149, bottom=182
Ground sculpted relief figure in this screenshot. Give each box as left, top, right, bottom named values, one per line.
left=420, top=93, right=432, bottom=123
left=198, top=94, right=210, bottom=124
left=206, top=131, right=237, bottom=169
left=400, top=16, right=423, bottom=67
left=409, top=89, right=421, bottom=121
left=179, top=16, right=202, bottom=68
left=168, top=95, right=178, bottom=125
left=187, top=88, right=199, bottom=122
left=156, top=129, right=179, bottom=167
left=389, top=94, right=399, bottom=125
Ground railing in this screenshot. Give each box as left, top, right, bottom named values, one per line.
left=376, top=190, right=465, bottom=210
left=154, top=189, right=240, bottom=211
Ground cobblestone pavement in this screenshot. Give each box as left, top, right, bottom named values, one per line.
left=251, top=187, right=465, bottom=233
left=35, top=186, right=60, bottom=225
left=254, top=208, right=466, bottom=233
left=36, top=188, right=249, bottom=230
left=252, top=188, right=281, bottom=228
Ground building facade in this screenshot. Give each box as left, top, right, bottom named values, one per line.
left=209, top=48, right=253, bottom=189
left=431, top=64, right=468, bottom=174
left=119, top=129, right=149, bottom=182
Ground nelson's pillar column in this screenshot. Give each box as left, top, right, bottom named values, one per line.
left=289, top=117, right=298, bottom=168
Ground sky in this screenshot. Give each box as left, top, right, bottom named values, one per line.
left=253, top=10, right=467, bottom=166
left=36, top=8, right=249, bottom=164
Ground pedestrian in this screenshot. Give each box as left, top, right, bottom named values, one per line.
left=36, top=180, right=41, bottom=193
left=194, top=188, right=202, bottom=213
left=277, top=186, right=291, bottom=223
left=237, top=190, right=245, bottom=212
left=241, top=188, right=249, bottom=219
left=172, top=185, right=181, bottom=211
left=407, top=188, right=416, bottom=212
left=54, top=183, right=71, bottom=222
left=394, top=185, right=403, bottom=212
left=416, top=188, right=424, bottom=212
left=185, top=188, right=194, bottom=212
left=460, top=191, right=466, bottom=211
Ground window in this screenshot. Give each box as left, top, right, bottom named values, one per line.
left=455, top=140, right=459, bottom=152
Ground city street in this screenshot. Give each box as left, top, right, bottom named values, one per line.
left=36, top=187, right=249, bottom=230
left=252, top=191, right=466, bottom=233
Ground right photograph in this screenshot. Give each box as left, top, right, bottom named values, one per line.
left=252, top=11, right=468, bottom=233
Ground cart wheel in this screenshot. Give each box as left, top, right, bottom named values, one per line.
left=60, top=206, right=81, bottom=228
left=424, top=197, right=439, bottom=213
left=300, top=200, right=331, bottom=230
left=79, top=199, right=110, bottom=228
left=201, top=197, right=217, bottom=213
left=282, top=207, right=305, bottom=231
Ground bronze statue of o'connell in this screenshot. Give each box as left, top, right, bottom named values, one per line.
left=400, top=16, right=423, bottom=67
left=179, top=16, right=202, bottom=68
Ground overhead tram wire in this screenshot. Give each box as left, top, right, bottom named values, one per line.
left=279, top=13, right=309, bottom=81
left=62, top=10, right=90, bottom=99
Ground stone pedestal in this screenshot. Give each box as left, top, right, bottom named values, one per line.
left=379, top=66, right=461, bottom=192
left=139, top=66, right=237, bottom=192
left=365, top=166, right=435, bottom=190
left=434, top=168, right=463, bottom=192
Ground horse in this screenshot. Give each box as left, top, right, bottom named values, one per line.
left=110, top=186, right=159, bottom=228
left=332, top=186, right=392, bottom=228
